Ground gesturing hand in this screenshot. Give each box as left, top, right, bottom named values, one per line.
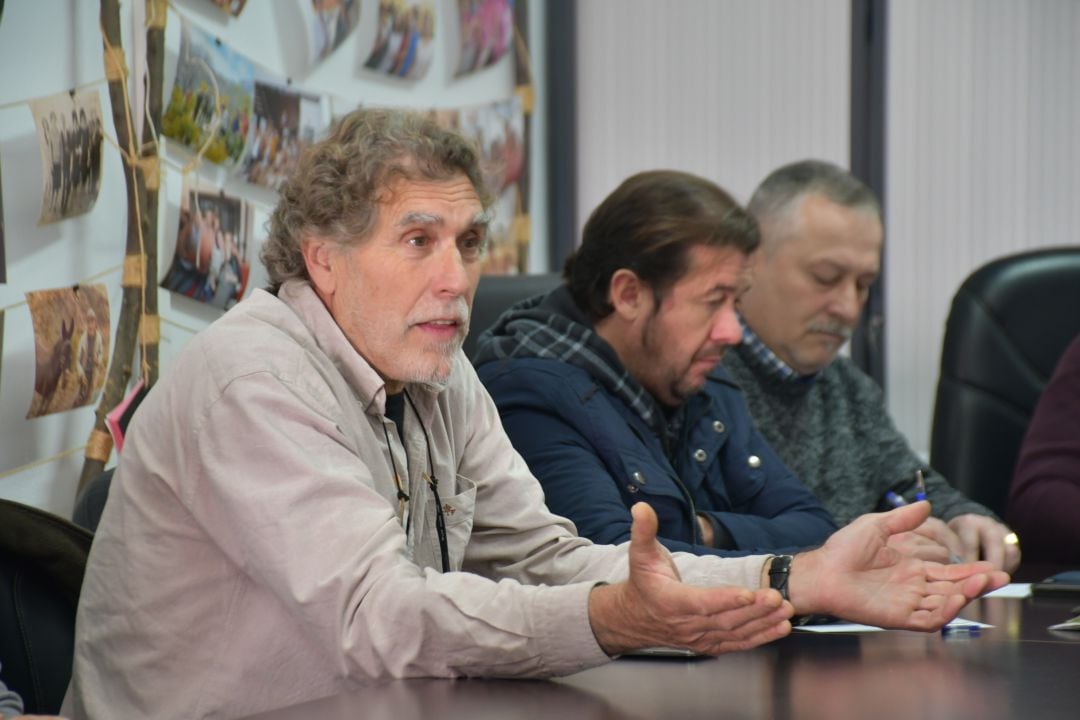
left=788, top=502, right=1010, bottom=630
left=588, top=503, right=794, bottom=656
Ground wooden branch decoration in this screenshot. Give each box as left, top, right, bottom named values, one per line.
left=78, top=0, right=164, bottom=494
left=513, top=0, right=532, bottom=274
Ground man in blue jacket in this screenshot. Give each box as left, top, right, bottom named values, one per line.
left=474, top=170, right=837, bottom=557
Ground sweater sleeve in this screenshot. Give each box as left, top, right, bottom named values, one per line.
left=839, top=362, right=997, bottom=522
left=0, top=668, right=24, bottom=719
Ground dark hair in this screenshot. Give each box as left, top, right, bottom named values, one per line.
left=564, top=170, right=759, bottom=321
left=261, top=107, right=491, bottom=292
left=748, top=159, right=880, bottom=232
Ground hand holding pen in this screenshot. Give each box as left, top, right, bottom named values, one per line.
left=883, top=469, right=963, bottom=563
left=884, top=468, right=927, bottom=508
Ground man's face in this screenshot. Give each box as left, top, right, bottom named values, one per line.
left=628, top=244, right=751, bottom=407
left=312, top=174, right=487, bottom=392
left=740, top=193, right=882, bottom=375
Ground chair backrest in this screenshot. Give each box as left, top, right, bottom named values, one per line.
left=0, top=499, right=93, bottom=715
left=463, top=272, right=563, bottom=361
left=72, top=467, right=115, bottom=533
left=930, top=246, right=1080, bottom=517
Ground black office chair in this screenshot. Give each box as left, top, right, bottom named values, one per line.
left=930, top=246, right=1080, bottom=517
left=0, top=499, right=93, bottom=715
left=463, top=273, right=562, bottom=361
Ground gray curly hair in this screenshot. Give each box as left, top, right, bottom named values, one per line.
left=261, top=107, right=492, bottom=292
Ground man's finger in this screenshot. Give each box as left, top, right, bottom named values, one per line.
left=923, top=559, right=996, bottom=581
left=629, top=501, right=660, bottom=549
left=981, top=528, right=1005, bottom=570
left=878, top=500, right=932, bottom=536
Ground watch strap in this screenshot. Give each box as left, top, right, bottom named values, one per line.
left=768, top=554, right=794, bottom=601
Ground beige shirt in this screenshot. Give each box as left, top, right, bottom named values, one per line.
left=71, top=280, right=767, bottom=720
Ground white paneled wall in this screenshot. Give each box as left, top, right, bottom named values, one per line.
left=575, top=0, right=851, bottom=229
left=887, top=0, right=1080, bottom=455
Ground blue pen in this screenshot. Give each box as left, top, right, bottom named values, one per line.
left=884, top=490, right=908, bottom=508
left=914, top=469, right=927, bottom=502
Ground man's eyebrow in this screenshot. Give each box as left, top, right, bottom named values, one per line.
left=397, top=211, right=441, bottom=227
left=396, top=209, right=493, bottom=228
left=471, top=209, right=493, bottom=229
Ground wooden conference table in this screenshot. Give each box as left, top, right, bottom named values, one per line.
left=246, top=586, right=1078, bottom=720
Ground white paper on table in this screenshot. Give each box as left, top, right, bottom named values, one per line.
left=984, top=583, right=1032, bottom=599
left=793, top=617, right=991, bottom=634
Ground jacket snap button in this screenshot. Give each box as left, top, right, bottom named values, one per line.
left=627, top=484, right=639, bottom=493
left=748, top=454, right=761, bottom=468
left=632, top=471, right=647, bottom=485
left=693, top=449, right=707, bottom=462
left=713, top=420, right=725, bottom=433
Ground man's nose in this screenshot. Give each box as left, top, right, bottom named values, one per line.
left=710, top=304, right=742, bottom=345
left=432, top=242, right=472, bottom=297
left=829, top=281, right=864, bottom=325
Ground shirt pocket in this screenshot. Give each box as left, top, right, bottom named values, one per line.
left=437, top=474, right=477, bottom=571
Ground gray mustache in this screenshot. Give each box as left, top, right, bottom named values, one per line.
left=808, top=322, right=853, bottom=340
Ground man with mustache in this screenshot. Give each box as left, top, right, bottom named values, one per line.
left=72, top=112, right=1007, bottom=720
left=474, top=170, right=837, bottom=557
left=724, top=159, right=1020, bottom=573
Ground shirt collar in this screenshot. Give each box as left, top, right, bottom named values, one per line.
left=737, top=314, right=820, bottom=385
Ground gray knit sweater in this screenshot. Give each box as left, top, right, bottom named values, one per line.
left=723, top=343, right=994, bottom=526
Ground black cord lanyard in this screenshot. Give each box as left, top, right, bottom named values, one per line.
left=381, top=390, right=450, bottom=572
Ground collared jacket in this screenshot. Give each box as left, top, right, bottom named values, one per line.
left=71, top=281, right=769, bottom=720
left=477, top=357, right=837, bottom=557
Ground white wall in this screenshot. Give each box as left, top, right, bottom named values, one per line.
left=575, top=0, right=852, bottom=230
left=886, top=0, right=1080, bottom=454
left=0, top=0, right=546, bottom=516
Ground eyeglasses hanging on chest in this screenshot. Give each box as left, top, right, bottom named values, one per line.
left=379, top=389, right=450, bottom=572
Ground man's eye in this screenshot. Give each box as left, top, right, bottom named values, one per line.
left=406, top=234, right=428, bottom=248
left=459, top=233, right=487, bottom=258
left=813, top=274, right=839, bottom=287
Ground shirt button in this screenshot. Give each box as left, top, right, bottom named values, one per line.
left=748, top=455, right=761, bottom=468
left=713, top=420, right=725, bottom=433
left=626, top=484, right=639, bottom=493
left=693, top=449, right=707, bottom=463
left=632, top=471, right=647, bottom=485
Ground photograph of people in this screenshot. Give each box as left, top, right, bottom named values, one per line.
left=160, top=181, right=251, bottom=311
left=241, top=78, right=327, bottom=191
left=307, top=0, right=361, bottom=67
left=162, top=19, right=254, bottom=166
left=30, top=89, right=104, bottom=225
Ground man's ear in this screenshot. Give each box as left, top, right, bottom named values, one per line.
left=608, top=268, right=649, bottom=321
left=301, top=237, right=338, bottom=297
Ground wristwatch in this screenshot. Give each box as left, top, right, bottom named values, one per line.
left=768, top=554, right=794, bottom=601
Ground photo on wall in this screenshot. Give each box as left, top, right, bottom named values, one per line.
left=162, top=19, right=255, bottom=166
left=305, top=0, right=361, bottom=68
left=26, top=284, right=110, bottom=419
left=362, top=0, right=435, bottom=80
left=208, top=0, right=248, bottom=16
left=161, top=179, right=252, bottom=311
left=240, top=77, right=328, bottom=191
left=457, top=94, right=524, bottom=197
left=29, top=89, right=104, bottom=226
left=455, top=0, right=514, bottom=76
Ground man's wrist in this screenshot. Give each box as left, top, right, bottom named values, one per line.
left=587, top=582, right=636, bottom=657
left=784, top=550, right=829, bottom=616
